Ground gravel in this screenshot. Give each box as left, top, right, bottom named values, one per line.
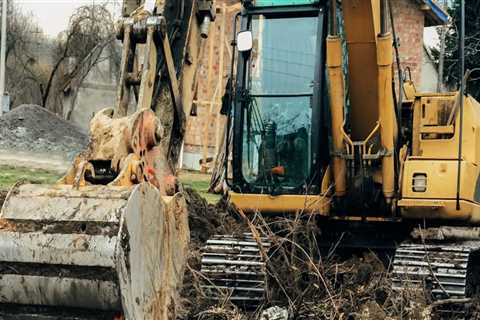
left=0, top=105, right=88, bottom=160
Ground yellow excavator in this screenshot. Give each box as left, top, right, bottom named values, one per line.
left=0, top=0, right=478, bottom=318
left=0, top=0, right=215, bottom=318
left=199, top=0, right=480, bottom=316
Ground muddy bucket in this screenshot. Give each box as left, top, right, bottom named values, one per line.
left=0, top=182, right=189, bottom=319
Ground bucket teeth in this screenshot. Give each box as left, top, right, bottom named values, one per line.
left=200, top=233, right=270, bottom=307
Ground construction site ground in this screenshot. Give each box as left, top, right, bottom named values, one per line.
left=0, top=104, right=477, bottom=319
left=0, top=160, right=475, bottom=320
left=0, top=162, right=218, bottom=203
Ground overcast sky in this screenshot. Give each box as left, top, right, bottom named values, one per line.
left=14, top=0, right=441, bottom=48
left=14, top=0, right=121, bottom=37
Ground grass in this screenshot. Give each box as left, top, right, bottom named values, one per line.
left=0, top=165, right=220, bottom=204
left=179, top=170, right=221, bottom=204
left=0, top=165, right=61, bottom=190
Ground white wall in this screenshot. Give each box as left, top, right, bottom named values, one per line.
left=420, top=47, right=440, bottom=92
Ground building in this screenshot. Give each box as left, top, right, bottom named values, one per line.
left=390, top=0, right=448, bottom=85
left=182, top=0, right=238, bottom=170
left=181, top=0, right=449, bottom=171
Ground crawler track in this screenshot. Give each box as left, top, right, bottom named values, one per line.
left=392, top=242, right=480, bottom=319
left=200, top=234, right=271, bottom=307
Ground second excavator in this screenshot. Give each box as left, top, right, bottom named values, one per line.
left=201, top=0, right=480, bottom=317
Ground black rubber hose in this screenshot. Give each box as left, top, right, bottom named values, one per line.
left=456, top=0, right=465, bottom=211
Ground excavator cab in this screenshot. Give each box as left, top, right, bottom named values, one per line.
left=226, top=0, right=331, bottom=212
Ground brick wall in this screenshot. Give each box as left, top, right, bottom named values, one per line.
left=391, top=0, right=425, bottom=85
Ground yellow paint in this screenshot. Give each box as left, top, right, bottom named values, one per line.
left=229, top=192, right=330, bottom=215
left=326, top=36, right=347, bottom=197
left=376, top=33, right=396, bottom=202
left=400, top=94, right=480, bottom=223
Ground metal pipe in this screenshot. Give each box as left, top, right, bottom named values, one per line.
left=456, top=0, right=465, bottom=211
left=388, top=0, right=403, bottom=188
left=380, top=0, right=388, bottom=36
left=200, top=15, right=211, bottom=39
left=224, top=12, right=241, bottom=188
left=330, top=0, right=337, bottom=36
left=327, top=35, right=347, bottom=197
left=437, top=0, right=448, bottom=92
left=377, top=3, right=395, bottom=203
left=0, top=0, right=7, bottom=116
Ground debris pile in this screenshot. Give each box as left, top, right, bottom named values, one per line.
left=178, top=201, right=477, bottom=320
left=0, top=105, right=88, bottom=159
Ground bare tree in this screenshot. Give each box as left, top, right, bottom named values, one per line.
left=4, top=2, right=47, bottom=107
left=42, top=4, right=118, bottom=115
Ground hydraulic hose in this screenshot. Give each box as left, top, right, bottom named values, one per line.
left=456, top=0, right=465, bottom=211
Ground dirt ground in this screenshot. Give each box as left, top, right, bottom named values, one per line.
left=178, top=198, right=478, bottom=320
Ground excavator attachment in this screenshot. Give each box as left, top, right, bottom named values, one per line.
left=0, top=182, right=189, bottom=318
left=0, top=0, right=213, bottom=318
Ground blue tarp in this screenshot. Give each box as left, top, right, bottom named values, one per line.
left=420, top=0, right=450, bottom=26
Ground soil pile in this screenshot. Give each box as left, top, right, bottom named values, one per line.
left=0, top=105, right=88, bottom=159
left=183, top=187, right=243, bottom=246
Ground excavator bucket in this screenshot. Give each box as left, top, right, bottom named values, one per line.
left=0, top=182, right=189, bottom=319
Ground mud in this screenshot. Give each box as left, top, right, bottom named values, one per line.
left=178, top=197, right=480, bottom=320
left=0, top=305, right=119, bottom=320
left=0, top=262, right=116, bottom=281
left=0, top=105, right=88, bottom=160
left=0, top=185, right=474, bottom=319
left=0, top=220, right=119, bottom=237
left=182, top=187, right=245, bottom=247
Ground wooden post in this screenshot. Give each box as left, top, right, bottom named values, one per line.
left=214, top=4, right=227, bottom=156
left=201, top=12, right=217, bottom=172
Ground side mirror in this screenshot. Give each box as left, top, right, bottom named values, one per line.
left=237, top=31, right=253, bottom=53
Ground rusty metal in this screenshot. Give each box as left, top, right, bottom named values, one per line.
left=0, top=184, right=128, bottom=312
left=393, top=243, right=470, bottom=298
left=0, top=275, right=121, bottom=310
left=0, top=0, right=207, bottom=318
